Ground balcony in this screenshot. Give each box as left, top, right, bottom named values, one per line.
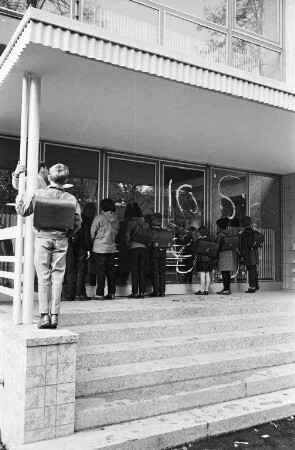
left=1, top=0, right=283, bottom=82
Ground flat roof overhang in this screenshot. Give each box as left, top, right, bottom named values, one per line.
left=0, top=8, right=294, bottom=174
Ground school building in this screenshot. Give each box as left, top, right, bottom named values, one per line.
left=0, top=1, right=294, bottom=449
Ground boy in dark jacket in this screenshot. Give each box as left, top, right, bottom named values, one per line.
left=240, top=216, right=260, bottom=293
left=125, top=203, right=150, bottom=299
left=149, top=213, right=170, bottom=297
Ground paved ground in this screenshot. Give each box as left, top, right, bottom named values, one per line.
left=170, top=417, right=295, bottom=450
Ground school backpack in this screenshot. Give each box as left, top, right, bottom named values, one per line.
left=195, top=239, right=219, bottom=259
left=250, top=230, right=265, bottom=249
left=131, top=221, right=154, bottom=246
left=152, top=227, right=174, bottom=248
left=220, top=236, right=239, bottom=252
left=33, top=196, right=76, bottom=230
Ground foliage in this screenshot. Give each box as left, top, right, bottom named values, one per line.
left=1, top=0, right=70, bottom=16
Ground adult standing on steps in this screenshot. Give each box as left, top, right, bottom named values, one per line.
left=216, top=217, right=235, bottom=295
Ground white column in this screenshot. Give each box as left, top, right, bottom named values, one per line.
left=22, top=76, right=41, bottom=325
left=13, top=74, right=30, bottom=324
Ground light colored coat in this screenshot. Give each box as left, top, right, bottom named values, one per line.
left=91, top=211, right=119, bottom=254
left=216, top=230, right=236, bottom=272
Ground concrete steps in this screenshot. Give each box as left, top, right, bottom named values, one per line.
left=77, top=326, right=295, bottom=369
left=76, top=343, right=295, bottom=396
left=25, top=294, right=294, bottom=450
left=75, top=363, right=295, bottom=430
left=69, top=312, right=295, bottom=345
left=24, top=388, right=295, bottom=450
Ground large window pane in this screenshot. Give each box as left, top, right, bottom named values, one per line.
left=163, top=165, right=205, bottom=284
left=108, top=157, right=155, bottom=219
left=235, top=0, right=279, bottom=42
left=45, top=144, right=99, bottom=208
left=158, top=0, right=227, bottom=26
left=232, top=37, right=281, bottom=80
left=108, top=157, right=155, bottom=286
left=249, top=174, right=281, bottom=281
left=83, top=0, right=159, bottom=45
left=212, top=169, right=247, bottom=225
left=165, top=14, right=226, bottom=64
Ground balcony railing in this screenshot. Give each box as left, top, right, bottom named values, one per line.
left=1, top=0, right=282, bottom=81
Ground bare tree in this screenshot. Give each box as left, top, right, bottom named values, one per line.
left=1, top=0, right=70, bottom=16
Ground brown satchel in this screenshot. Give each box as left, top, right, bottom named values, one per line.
left=33, top=196, right=76, bottom=230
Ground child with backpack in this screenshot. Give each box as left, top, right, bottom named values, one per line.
left=15, top=163, right=81, bottom=329
left=240, top=216, right=263, bottom=293
left=149, top=213, right=173, bottom=297
left=91, top=198, right=119, bottom=300
left=125, top=203, right=153, bottom=298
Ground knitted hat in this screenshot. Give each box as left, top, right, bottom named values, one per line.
left=242, top=216, right=252, bottom=227
left=216, top=217, right=229, bottom=230
left=129, top=202, right=142, bottom=218
left=229, top=217, right=240, bottom=227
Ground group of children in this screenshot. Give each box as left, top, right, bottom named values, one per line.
left=193, top=216, right=261, bottom=296
left=14, top=161, right=262, bottom=329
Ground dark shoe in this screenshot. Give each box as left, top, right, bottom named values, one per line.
left=138, top=292, right=145, bottom=299
left=256, top=286, right=260, bottom=291
left=194, top=290, right=203, bottom=295
left=92, top=295, right=105, bottom=300
left=149, top=292, right=159, bottom=297
left=76, top=294, right=92, bottom=300
left=128, top=293, right=138, bottom=299
left=217, top=289, right=226, bottom=294
left=37, top=314, right=51, bottom=329
left=104, top=294, right=115, bottom=300
left=203, top=291, right=209, bottom=295
left=159, top=293, right=166, bottom=297
left=50, top=315, right=58, bottom=329
left=245, top=288, right=256, bottom=293
left=218, top=290, right=231, bottom=295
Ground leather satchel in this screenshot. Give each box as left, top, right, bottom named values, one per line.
left=221, top=236, right=239, bottom=252
left=33, top=196, right=76, bottom=230
left=131, top=222, right=154, bottom=246
left=152, top=228, right=174, bottom=248
left=195, top=240, right=219, bottom=259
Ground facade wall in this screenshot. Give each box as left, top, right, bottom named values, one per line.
left=285, top=0, right=295, bottom=88
left=282, top=173, right=295, bottom=290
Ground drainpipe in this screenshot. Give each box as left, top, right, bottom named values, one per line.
left=22, top=76, right=41, bottom=325
left=13, top=74, right=30, bottom=325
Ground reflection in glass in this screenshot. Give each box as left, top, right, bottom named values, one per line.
left=232, top=37, right=281, bottom=80
left=163, top=165, right=204, bottom=284
left=250, top=174, right=281, bottom=281
left=158, top=0, right=227, bottom=26
left=165, top=14, right=227, bottom=64
left=212, top=169, right=247, bottom=225
left=108, top=158, right=155, bottom=286
left=83, top=0, right=159, bottom=44
left=235, top=0, right=279, bottom=42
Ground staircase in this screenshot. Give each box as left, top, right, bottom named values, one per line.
left=26, top=293, right=295, bottom=450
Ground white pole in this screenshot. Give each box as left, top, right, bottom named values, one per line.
left=22, top=76, right=41, bottom=325
left=13, top=74, right=30, bottom=324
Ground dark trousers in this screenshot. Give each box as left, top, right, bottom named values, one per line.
left=150, top=248, right=167, bottom=295
left=76, top=250, right=88, bottom=296
left=130, top=247, right=147, bottom=294
left=93, top=252, right=116, bottom=296
left=221, top=271, right=231, bottom=291
left=63, top=239, right=76, bottom=300
left=246, top=265, right=259, bottom=289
